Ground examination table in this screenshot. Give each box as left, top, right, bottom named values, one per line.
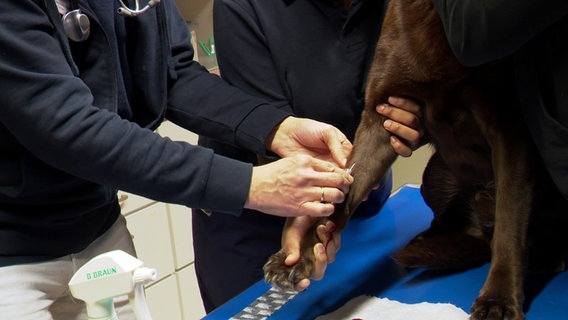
left=203, top=185, right=568, bottom=319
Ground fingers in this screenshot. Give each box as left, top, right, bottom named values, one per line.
left=300, top=202, right=336, bottom=217
left=310, top=243, right=328, bottom=280
left=316, top=222, right=340, bottom=262
left=266, top=116, right=354, bottom=168
left=309, top=157, right=354, bottom=194
left=378, top=108, right=422, bottom=146
left=294, top=279, right=311, bottom=292
left=377, top=98, right=420, bottom=129
left=282, top=216, right=318, bottom=291
left=318, top=186, right=345, bottom=204
left=376, top=96, right=425, bottom=155
left=282, top=217, right=314, bottom=262
left=284, top=218, right=341, bottom=291
left=390, top=135, right=413, bottom=157
left=388, top=96, right=421, bottom=114
left=293, top=242, right=330, bottom=291
left=310, top=157, right=354, bottom=181
left=246, top=155, right=354, bottom=218
left=311, top=221, right=341, bottom=283
left=296, top=157, right=354, bottom=215
left=320, top=127, right=353, bottom=168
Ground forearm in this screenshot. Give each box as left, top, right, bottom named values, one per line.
left=165, top=0, right=291, bottom=155
left=432, top=0, right=568, bottom=66
left=166, top=69, right=290, bottom=155
left=0, top=0, right=253, bottom=214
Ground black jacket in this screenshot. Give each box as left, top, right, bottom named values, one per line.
left=202, top=0, right=386, bottom=160
left=199, top=0, right=391, bottom=211
left=432, top=0, right=568, bottom=199
left=0, top=0, right=291, bottom=265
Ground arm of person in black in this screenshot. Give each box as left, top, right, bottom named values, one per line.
left=431, top=0, right=568, bottom=66
left=161, top=0, right=355, bottom=217
left=163, top=1, right=289, bottom=155
left=0, top=0, right=350, bottom=219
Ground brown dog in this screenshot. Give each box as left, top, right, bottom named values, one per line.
left=264, top=0, right=567, bottom=319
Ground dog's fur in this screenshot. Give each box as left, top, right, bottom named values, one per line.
left=264, top=0, right=568, bottom=319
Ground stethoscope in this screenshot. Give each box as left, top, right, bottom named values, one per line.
left=63, top=0, right=161, bottom=42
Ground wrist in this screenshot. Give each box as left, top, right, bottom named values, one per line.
left=244, top=166, right=264, bottom=212
left=265, top=116, right=293, bottom=155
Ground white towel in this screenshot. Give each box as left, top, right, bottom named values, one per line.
left=316, top=296, right=469, bottom=320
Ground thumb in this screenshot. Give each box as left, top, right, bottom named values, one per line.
left=323, top=129, right=352, bottom=168
left=282, top=217, right=309, bottom=266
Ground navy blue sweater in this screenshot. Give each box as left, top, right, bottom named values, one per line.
left=198, top=0, right=391, bottom=214
left=0, top=0, right=291, bottom=265
left=201, top=0, right=386, bottom=160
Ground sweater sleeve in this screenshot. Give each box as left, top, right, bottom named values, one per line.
left=431, top=0, right=568, bottom=66
left=0, top=0, right=273, bottom=215
left=162, top=0, right=292, bottom=155
left=212, top=0, right=294, bottom=111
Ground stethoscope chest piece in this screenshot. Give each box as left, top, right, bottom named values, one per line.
left=62, top=8, right=90, bottom=42
left=60, top=0, right=161, bottom=42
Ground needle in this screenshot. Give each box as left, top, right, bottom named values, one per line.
left=345, top=163, right=356, bottom=175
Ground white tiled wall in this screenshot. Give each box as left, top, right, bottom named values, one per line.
left=119, top=121, right=206, bottom=320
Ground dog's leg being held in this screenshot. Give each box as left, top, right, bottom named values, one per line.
left=333, top=108, right=398, bottom=228
left=262, top=107, right=396, bottom=290
left=263, top=9, right=401, bottom=289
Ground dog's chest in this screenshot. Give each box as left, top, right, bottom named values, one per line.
left=425, top=104, right=494, bottom=185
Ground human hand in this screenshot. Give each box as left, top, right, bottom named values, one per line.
left=377, top=96, right=426, bottom=157
left=245, top=155, right=353, bottom=217
left=281, top=216, right=341, bottom=291
left=266, top=117, right=353, bottom=168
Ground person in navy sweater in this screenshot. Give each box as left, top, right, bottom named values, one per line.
left=194, top=0, right=426, bottom=312
left=0, top=0, right=362, bottom=317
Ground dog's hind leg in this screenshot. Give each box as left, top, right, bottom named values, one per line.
left=394, top=152, right=492, bottom=269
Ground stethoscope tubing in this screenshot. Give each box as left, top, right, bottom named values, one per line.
left=117, top=0, right=161, bottom=17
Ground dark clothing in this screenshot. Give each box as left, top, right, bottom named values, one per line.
left=432, top=0, right=568, bottom=199
left=194, top=0, right=391, bottom=312
left=0, top=0, right=291, bottom=266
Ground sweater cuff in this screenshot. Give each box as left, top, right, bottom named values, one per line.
left=199, top=154, right=253, bottom=216
left=236, top=103, right=292, bottom=155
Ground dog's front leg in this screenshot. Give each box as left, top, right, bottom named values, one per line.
left=470, top=129, right=533, bottom=320
left=263, top=106, right=397, bottom=290
left=333, top=106, right=398, bottom=229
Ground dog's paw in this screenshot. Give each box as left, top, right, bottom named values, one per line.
left=263, top=247, right=316, bottom=290
left=470, top=294, right=524, bottom=320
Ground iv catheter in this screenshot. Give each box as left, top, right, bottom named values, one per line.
left=69, top=250, right=157, bottom=320
left=117, top=0, right=161, bottom=17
